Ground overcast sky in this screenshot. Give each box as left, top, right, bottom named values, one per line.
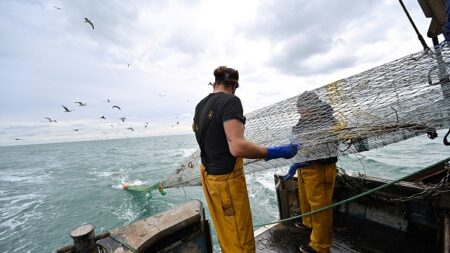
left=0, top=0, right=437, bottom=146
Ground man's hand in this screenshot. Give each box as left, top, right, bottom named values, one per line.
left=283, top=161, right=309, bottom=181
left=265, top=144, right=299, bottom=161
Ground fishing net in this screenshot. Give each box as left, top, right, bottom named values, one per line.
left=126, top=42, right=450, bottom=192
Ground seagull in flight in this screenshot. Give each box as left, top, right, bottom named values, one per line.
left=127, top=64, right=132, bottom=68
left=62, top=105, right=73, bottom=112
left=54, top=6, right=62, bottom=10
left=14, top=138, right=23, bottom=141
left=84, top=18, right=94, bottom=30
left=158, top=93, right=166, bottom=97
left=119, top=117, right=126, bottom=122
left=144, top=122, right=149, bottom=128
left=74, top=101, right=87, bottom=106
left=45, top=117, right=57, bottom=123
left=127, top=127, right=134, bottom=131
left=73, top=129, right=80, bottom=132
left=107, top=99, right=111, bottom=103
left=100, top=116, right=106, bottom=119
left=112, top=105, right=121, bottom=110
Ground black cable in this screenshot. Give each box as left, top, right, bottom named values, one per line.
left=444, top=128, right=450, bottom=146
left=398, top=0, right=430, bottom=50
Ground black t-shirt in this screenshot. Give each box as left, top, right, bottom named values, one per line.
left=194, top=92, right=245, bottom=174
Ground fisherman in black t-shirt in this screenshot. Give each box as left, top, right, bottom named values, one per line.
left=193, top=66, right=299, bottom=253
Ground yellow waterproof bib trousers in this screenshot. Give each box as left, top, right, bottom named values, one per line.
left=297, top=162, right=337, bottom=253
left=200, top=158, right=255, bottom=253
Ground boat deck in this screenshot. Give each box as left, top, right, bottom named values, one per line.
left=254, top=213, right=440, bottom=253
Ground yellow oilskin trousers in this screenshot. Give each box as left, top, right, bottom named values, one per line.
left=297, top=162, right=337, bottom=253
left=200, top=158, right=255, bottom=253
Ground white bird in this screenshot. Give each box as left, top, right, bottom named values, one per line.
left=62, top=105, right=73, bottom=112
left=127, top=127, right=134, bottom=131
left=54, top=6, right=62, bottom=10
left=158, top=93, right=166, bottom=97
left=84, top=18, right=94, bottom=30
left=74, top=101, right=87, bottom=106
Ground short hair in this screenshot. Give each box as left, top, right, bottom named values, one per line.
left=297, top=91, right=320, bottom=110
left=297, top=91, right=334, bottom=119
left=213, top=66, right=239, bottom=87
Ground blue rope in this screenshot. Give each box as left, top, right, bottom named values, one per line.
left=445, top=0, right=450, bottom=41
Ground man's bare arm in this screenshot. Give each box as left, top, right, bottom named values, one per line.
left=223, top=119, right=268, bottom=159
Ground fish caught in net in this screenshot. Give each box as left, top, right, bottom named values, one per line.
left=126, top=42, right=450, bottom=192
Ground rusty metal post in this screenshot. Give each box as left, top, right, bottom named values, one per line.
left=70, top=224, right=98, bottom=253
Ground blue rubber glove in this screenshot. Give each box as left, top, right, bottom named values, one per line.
left=265, top=144, right=299, bottom=161
left=283, top=161, right=309, bottom=181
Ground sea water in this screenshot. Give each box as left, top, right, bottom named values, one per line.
left=0, top=132, right=449, bottom=252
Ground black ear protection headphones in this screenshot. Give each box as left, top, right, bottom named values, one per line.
left=224, top=68, right=233, bottom=80
left=223, top=68, right=239, bottom=88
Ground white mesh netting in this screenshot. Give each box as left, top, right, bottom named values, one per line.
left=163, top=43, right=450, bottom=188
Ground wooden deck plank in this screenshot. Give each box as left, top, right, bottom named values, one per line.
left=255, top=214, right=440, bottom=253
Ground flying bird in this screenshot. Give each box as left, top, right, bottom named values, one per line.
left=158, top=93, right=166, bottom=97
left=14, top=138, right=23, bottom=141
left=45, top=117, right=57, bottom=123
left=119, top=117, right=126, bottom=122
left=74, top=101, right=87, bottom=106
left=127, top=64, right=132, bottom=68
left=107, top=99, right=111, bottom=103
left=73, top=129, right=80, bottom=132
left=112, top=105, right=121, bottom=110
left=100, top=116, right=106, bottom=119
left=127, top=127, right=134, bottom=131
left=84, top=18, right=94, bottom=30
left=62, top=105, right=73, bottom=112
left=54, top=6, right=62, bottom=10
left=144, top=122, right=149, bottom=128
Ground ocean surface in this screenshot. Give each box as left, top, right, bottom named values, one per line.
left=0, top=132, right=449, bottom=253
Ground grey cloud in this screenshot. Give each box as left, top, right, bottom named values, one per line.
left=164, top=29, right=207, bottom=57
left=297, top=55, right=357, bottom=76
left=243, top=0, right=398, bottom=75
left=59, top=0, right=206, bottom=62
left=61, top=1, right=142, bottom=46
left=247, top=0, right=377, bottom=39
left=271, top=34, right=336, bottom=66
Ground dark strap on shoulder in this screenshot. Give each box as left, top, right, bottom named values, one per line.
left=194, top=94, right=229, bottom=164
